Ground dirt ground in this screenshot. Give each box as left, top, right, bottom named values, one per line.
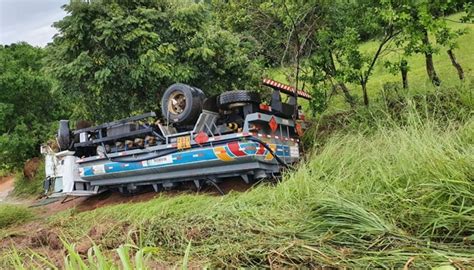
left=1, top=172, right=253, bottom=217
left=37, top=177, right=253, bottom=215
left=0, top=176, right=15, bottom=203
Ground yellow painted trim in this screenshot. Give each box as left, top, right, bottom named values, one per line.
left=265, top=144, right=277, bottom=160
left=214, top=146, right=234, bottom=162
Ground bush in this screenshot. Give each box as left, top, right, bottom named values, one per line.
left=0, top=43, right=61, bottom=169
left=0, top=204, right=34, bottom=229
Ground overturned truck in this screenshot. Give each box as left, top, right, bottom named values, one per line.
left=42, top=79, right=311, bottom=197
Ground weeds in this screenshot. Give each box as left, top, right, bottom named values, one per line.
left=0, top=204, right=34, bottom=229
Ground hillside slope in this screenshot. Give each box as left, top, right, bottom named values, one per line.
left=1, top=99, right=473, bottom=268
left=268, top=13, right=473, bottom=113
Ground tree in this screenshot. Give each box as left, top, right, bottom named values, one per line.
left=300, top=1, right=366, bottom=108
left=400, top=59, right=409, bottom=89
left=0, top=43, right=59, bottom=167
left=355, top=1, right=409, bottom=106
left=433, top=3, right=473, bottom=81
left=385, top=58, right=410, bottom=89
left=389, top=0, right=468, bottom=86
left=439, top=28, right=466, bottom=81
left=48, top=0, right=262, bottom=122
left=305, top=29, right=357, bottom=107
left=305, top=0, right=401, bottom=107
left=211, top=0, right=322, bottom=68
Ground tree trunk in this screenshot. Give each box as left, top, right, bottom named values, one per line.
left=400, top=59, right=408, bottom=89
left=447, top=49, right=464, bottom=80
left=361, top=81, right=369, bottom=107
left=338, top=82, right=356, bottom=107
left=422, top=30, right=441, bottom=86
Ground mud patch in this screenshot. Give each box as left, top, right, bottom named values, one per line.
left=30, top=228, right=62, bottom=250
left=74, top=222, right=133, bottom=254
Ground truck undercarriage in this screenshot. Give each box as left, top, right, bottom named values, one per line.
left=42, top=79, right=310, bottom=197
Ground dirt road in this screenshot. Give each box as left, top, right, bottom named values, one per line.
left=0, top=176, right=15, bottom=202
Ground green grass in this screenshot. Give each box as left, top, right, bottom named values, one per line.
left=0, top=204, right=34, bottom=229
left=8, top=94, right=468, bottom=268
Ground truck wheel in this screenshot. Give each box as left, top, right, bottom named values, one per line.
left=57, top=120, right=70, bottom=151
left=202, top=94, right=220, bottom=112
left=218, top=90, right=261, bottom=108
left=161, top=83, right=205, bottom=125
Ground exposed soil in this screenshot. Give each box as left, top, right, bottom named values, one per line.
left=38, top=177, right=253, bottom=215
left=0, top=221, right=65, bottom=267
left=0, top=176, right=15, bottom=202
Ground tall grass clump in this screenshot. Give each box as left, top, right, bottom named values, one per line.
left=0, top=204, right=34, bottom=229
left=308, top=84, right=472, bottom=147
left=8, top=242, right=162, bottom=270
left=288, top=119, right=473, bottom=253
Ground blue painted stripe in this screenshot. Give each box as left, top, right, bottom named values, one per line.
left=81, top=143, right=292, bottom=177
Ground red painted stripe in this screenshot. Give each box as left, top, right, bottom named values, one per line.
left=256, top=144, right=265, bottom=155
left=228, top=141, right=246, bottom=156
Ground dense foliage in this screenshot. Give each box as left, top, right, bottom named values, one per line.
left=0, top=43, right=60, bottom=168
left=48, top=0, right=262, bottom=122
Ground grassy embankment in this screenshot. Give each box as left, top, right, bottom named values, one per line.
left=2, top=86, right=472, bottom=268
left=12, top=163, right=45, bottom=198
left=2, top=12, right=473, bottom=269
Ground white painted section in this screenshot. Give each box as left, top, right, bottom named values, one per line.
left=44, top=153, right=56, bottom=178
left=62, top=155, right=79, bottom=193
left=147, top=155, right=172, bottom=166
left=79, top=132, right=88, bottom=142
left=92, top=164, right=106, bottom=175
left=290, top=146, right=300, bottom=158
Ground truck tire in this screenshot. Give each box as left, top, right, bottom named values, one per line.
left=161, top=83, right=205, bottom=125
left=57, top=120, right=70, bottom=151
left=218, top=90, right=261, bottom=108
left=202, top=94, right=220, bottom=112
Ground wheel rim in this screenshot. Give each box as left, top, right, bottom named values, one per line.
left=168, top=91, right=186, bottom=114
